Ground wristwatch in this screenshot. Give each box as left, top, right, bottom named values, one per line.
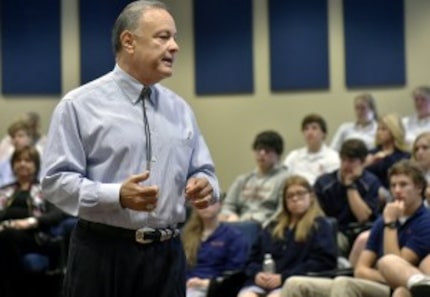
left=383, top=221, right=397, bottom=229
left=345, top=183, right=357, bottom=190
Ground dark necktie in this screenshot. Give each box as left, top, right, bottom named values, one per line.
left=140, top=86, right=152, bottom=171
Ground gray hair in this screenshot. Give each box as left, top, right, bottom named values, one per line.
left=413, top=86, right=430, bottom=98
left=111, top=0, right=168, bottom=53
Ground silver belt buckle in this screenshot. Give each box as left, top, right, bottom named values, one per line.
left=159, top=229, right=174, bottom=241
left=135, top=227, right=155, bottom=244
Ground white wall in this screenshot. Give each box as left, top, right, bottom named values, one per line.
left=0, top=0, right=429, bottom=191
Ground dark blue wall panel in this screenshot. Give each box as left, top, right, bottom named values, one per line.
left=269, top=0, right=329, bottom=91
left=344, top=0, right=405, bottom=87
left=194, top=0, right=253, bottom=95
left=79, top=0, right=131, bottom=84
left=1, top=0, right=61, bottom=95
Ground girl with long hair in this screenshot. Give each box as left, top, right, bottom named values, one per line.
left=181, top=201, right=249, bottom=297
left=237, top=175, right=337, bottom=297
left=365, top=113, right=411, bottom=190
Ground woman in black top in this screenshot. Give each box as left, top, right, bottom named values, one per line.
left=0, top=146, right=65, bottom=297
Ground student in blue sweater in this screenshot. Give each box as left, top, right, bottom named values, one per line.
left=181, top=200, right=249, bottom=297
left=238, top=175, right=337, bottom=297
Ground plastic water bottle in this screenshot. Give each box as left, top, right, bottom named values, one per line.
left=263, top=253, right=275, bottom=273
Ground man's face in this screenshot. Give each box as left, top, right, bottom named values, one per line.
left=254, top=146, right=279, bottom=173
left=354, top=99, right=373, bottom=122
left=129, top=8, right=179, bottom=84
left=303, top=122, right=325, bottom=148
left=340, top=157, right=363, bottom=176
left=390, top=174, right=422, bottom=207
left=413, top=90, right=430, bottom=116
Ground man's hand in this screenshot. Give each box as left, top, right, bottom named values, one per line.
left=186, top=277, right=210, bottom=289
left=2, top=218, right=36, bottom=230
left=185, top=177, right=214, bottom=209
left=343, top=166, right=363, bottom=186
left=383, top=200, right=404, bottom=223
left=119, top=171, right=159, bottom=212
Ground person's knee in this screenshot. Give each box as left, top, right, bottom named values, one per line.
left=419, top=254, right=430, bottom=274
left=332, top=276, right=355, bottom=288
left=348, top=230, right=370, bottom=267
left=356, top=230, right=370, bottom=246
left=377, top=254, right=399, bottom=272
left=330, top=276, right=358, bottom=296
left=283, top=277, right=314, bottom=296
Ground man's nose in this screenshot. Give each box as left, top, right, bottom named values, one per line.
left=169, top=38, right=179, bottom=52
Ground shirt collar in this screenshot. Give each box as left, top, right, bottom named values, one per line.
left=354, top=120, right=377, bottom=130
left=412, top=114, right=430, bottom=124
left=306, top=143, right=327, bottom=156
left=253, top=163, right=285, bottom=176
left=402, top=203, right=427, bottom=225
left=111, top=64, right=156, bottom=106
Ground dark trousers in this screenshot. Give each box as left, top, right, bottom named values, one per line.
left=63, top=222, right=186, bottom=297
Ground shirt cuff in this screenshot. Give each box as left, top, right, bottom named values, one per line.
left=98, top=183, right=122, bottom=209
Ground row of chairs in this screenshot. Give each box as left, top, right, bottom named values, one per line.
left=20, top=216, right=362, bottom=297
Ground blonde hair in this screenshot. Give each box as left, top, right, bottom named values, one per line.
left=272, top=175, right=325, bottom=241
left=377, top=113, right=409, bottom=152
left=181, top=210, right=204, bottom=266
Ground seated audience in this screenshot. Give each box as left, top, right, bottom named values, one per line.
left=0, top=119, right=34, bottom=187
left=314, top=138, right=381, bottom=256
left=402, top=86, right=430, bottom=148
left=349, top=128, right=424, bottom=267
left=330, top=93, right=379, bottom=152
left=378, top=254, right=430, bottom=297
left=238, top=175, right=337, bottom=297
left=181, top=200, right=248, bottom=297
left=0, top=146, right=66, bottom=297
left=283, top=113, right=339, bottom=185
left=219, top=130, right=288, bottom=224
left=283, top=159, right=430, bottom=297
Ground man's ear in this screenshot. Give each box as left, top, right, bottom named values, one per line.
left=120, top=31, right=135, bottom=51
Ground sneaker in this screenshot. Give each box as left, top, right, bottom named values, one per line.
left=410, top=277, right=430, bottom=297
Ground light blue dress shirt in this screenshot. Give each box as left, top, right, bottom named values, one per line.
left=41, top=65, right=219, bottom=230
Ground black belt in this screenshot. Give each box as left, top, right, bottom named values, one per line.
left=78, top=219, right=179, bottom=244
